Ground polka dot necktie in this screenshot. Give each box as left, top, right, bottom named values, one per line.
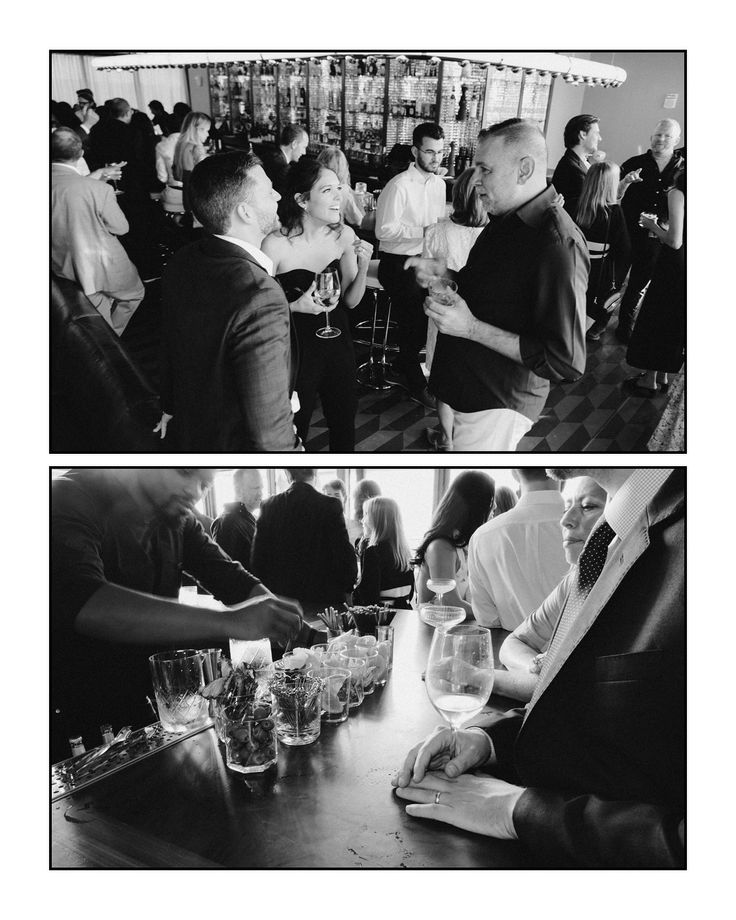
left=530, top=519, right=616, bottom=707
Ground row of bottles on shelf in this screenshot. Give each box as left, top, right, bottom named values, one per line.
left=444, top=141, right=476, bottom=177
left=280, top=83, right=307, bottom=108
left=441, top=82, right=484, bottom=123
left=389, top=99, right=437, bottom=120
left=349, top=57, right=386, bottom=78
left=391, top=57, right=440, bottom=79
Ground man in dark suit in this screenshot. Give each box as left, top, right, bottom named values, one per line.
left=159, top=151, right=300, bottom=451
left=259, top=123, right=309, bottom=195
left=251, top=469, right=358, bottom=618
left=551, top=114, right=602, bottom=217
left=212, top=469, right=264, bottom=568
left=394, top=468, right=684, bottom=868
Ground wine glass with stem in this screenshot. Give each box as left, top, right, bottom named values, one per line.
left=424, top=623, right=495, bottom=760
left=315, top=267, right=341, bottom=339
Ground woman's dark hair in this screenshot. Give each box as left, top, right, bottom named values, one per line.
left=415, top=471, right=495, bottom=565
left=278, top=158, right=343, bottom=238
left=149, top=99, right=165, bottom=114
left=52, top=101, right=80, bottom=130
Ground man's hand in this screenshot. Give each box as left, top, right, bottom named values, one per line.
left=423, top=292, right=475, bottom=339
left=153, top=412, right=173, bottom=439
left=229, top=594, right=304, bottom=644
left=392, top=726, right=492, bottom=787
left=404, top=256, right=447, bottom=288
left=626, top=168, right=643, bottom=185
left=393, top=771, right=524, bottom=840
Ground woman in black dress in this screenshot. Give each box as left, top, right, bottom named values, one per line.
left=574, top=161, right=631, bottom=341
left=263, top=159, right=373, bottom=450
left=354, top=497, right=414, bottom=608
left=625, top=168, right=685, bottom=395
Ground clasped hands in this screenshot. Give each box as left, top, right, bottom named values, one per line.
left=391, top=726, right=524, bottom=839
left=404, top=256, right=475, bottom=340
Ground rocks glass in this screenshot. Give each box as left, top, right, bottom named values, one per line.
left=216, top=693, right=277, bottom=774
left=376, top=625, right=395, bottom=674
left=338, top=653, right=367, bottom=709
left=308, top=666, right=351, bottom=724
left=148, top=649, right=210, bottom=734
left=270, top=672, right=323, bottom=745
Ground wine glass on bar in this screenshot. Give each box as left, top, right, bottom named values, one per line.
left=315, top=267, right=341, bottom=339
left=424, top=623, right=494, bottom=758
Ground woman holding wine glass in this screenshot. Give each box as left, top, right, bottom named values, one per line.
left=263, top=158, right=373, bottom=450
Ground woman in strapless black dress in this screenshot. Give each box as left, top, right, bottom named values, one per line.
left=263, top=159, right=373, bottom=451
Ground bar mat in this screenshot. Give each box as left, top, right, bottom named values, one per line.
left=51, top=721, right=211, bottom=802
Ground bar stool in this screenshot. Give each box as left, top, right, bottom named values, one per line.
left=356, top=260, right=398, bottom=390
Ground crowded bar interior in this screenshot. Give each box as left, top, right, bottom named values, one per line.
left=50, top=465, right=685, bottom=870
left=51, top=50, right=685, bottom=453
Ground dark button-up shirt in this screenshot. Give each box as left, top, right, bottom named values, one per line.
left=211, top=502, right=257, bottom=569
left=51, top=470, right=261, bottom=748
left=619, top=149, right=685, bottom=244
left=430, top=184, right=589, bottom=420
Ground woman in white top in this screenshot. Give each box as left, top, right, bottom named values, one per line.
left=422, top=168, right=487, bottom=450
left=415, top=471, right=495, bottom=618
left=493, top=476, right=608, bottom=701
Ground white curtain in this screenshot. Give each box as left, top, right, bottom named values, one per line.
left=51, top=53, right=189, bottom=113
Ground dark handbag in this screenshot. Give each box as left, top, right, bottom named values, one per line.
left=592, top=210, right=618, bottom=309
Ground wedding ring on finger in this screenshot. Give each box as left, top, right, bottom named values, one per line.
left=435, top=790, right=442, bottom=805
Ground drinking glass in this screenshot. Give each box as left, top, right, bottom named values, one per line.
left=376, top=624, right=395, bottom=674
left=308, top=666, right=351, bottom=723
left=105, top=162, right=124, bottom=195
left=425, top=624, right=495, bottom=757
left=148, top=650, right=210, bottom=734
left=338, top=653, right=366, bottom=709
left=315, top=268, right=341, bottom=339
left=270, top=672, right=323, bottom=745
left=217, top=694, right=277, bottom=773
left=427, top=578, right=456, bottom=606
left=427, top=277, right=458, bottom=306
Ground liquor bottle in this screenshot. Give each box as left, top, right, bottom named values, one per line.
left=446, top=140, right=457, bottom=178
left=457, top=85, right=467, bottom=121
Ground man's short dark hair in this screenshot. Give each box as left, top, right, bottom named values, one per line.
left=188, top=151, right=263, bottom=235
left=515, top=468, right=554, bottom=484
left=563, top=114, right=599, bottom=149
left=412, top=122, right=444, bottom=148
left=108, top=97, right=132, bottom=120
left=51, top=127, right=83, bottom=163
left=478, top=118, right=547, bottom=168
left=280, top=123, right=308, bottom=147
left=285, top=468, right=315, bottom=483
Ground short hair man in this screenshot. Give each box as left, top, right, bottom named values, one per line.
left=259, top=123, right=309, bottom=195
left=409, top=119, right=589, bottom=450
left=468, top=468, right=568, bottom=630
left=551, top=114, right=602, bottom=215
left=251, top=469, right=358, bottom=617
left=376, top=122, right=447, bottom=408
left=395, top=467, right=684, bottom=868
left=614, top=118, right=684, bottom=341
left=160, top=151, right=300, bottom=451
left=51, top=468, right=319, bottom=761
left=51, top=127, right=145, bottom=335
left=212, top=469, right=264, bottom=568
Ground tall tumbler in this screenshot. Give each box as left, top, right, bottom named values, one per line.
left=148, top=649, right=210, bottom=734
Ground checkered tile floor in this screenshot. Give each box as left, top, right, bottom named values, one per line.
left=307, top=327, right=682, bottom=453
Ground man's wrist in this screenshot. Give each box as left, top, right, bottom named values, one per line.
left=465, top=726, right=495, bottom=767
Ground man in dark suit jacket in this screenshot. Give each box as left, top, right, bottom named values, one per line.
left=258, top=123, right=309, bottom=195
left=551, top=114, right=602, bottom=217
left=394, top=468, right=684, bottom=868
left=212, top=469, right=263, bottom=568
left=160, top=151, right=300, bottom=451
left=251, top=469, right=358, bottom=617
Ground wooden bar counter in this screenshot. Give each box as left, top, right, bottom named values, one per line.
left=51, top=612, right=528, bottom=868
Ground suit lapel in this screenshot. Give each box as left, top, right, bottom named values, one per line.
left=526, top=516, right=651, bottom=712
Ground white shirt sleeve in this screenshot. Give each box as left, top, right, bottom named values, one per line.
left=468, top=532, right=501, bottom=628
left=375, top=179, right=425, bottom=245
left=510, top=570, right=574, bottom=653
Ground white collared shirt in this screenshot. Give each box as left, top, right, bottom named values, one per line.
left=214, top=235, right=274, bottom=276
left=604, top=469, right=674, bottom=543
left=375, top=162, right=447, bottom=256
left=54, top=161, right=81, bottom=175
left=468, top=491, right=569, bottom=630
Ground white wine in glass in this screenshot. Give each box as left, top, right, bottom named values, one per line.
left=315, top=268, right=341, bottom=339
left=425, top=623, right=494, bottom=757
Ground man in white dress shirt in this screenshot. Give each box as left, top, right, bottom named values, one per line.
left=376, top=122, right=447, bottom=408
left=468, top=468, right=568, bottom=630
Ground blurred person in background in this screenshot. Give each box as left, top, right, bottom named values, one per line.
left=492, top=485, right=518, bottom=517
left=317, top=146, right=365, bottom=227
left=354, top=497, right=414, bottom=608
left=212, top=469, right=264, bottom=569
left=348, top=479, right=382, bottom=545
left=415, top=471, right=496, bottom=618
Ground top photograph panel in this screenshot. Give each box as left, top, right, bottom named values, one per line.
left=51, top=50, right=685, bottom=453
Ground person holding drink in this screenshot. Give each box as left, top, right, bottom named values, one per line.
left=264, top=158, right=373, bottom=451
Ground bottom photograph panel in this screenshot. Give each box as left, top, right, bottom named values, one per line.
left=50, top=466, right=684, bottom=869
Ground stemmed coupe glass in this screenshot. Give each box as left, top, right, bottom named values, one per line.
left=315, top=268, right=341, bottom=339
left=425, top=623, right=495, bottom=758
left=420, top=578, right=465, bottom=629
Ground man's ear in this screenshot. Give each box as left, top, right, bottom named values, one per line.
left=235, top=200, right=251, bottom=224
left=518, top=155, right=535, bottom=185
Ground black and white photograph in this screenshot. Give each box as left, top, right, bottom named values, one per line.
left=50, top=49, right=685, bottom=453
left=50, top=465, right=684, bottom=869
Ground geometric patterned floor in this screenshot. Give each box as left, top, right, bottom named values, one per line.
left=121, top=279, right=682, bottom=454
left=307, top=324, right=682, bottom=453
